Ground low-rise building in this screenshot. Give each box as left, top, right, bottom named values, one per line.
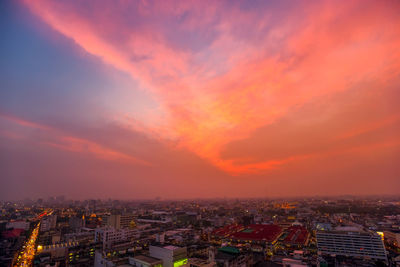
left=6, top=220, right=30, bottom=231
left=149, top=245, right=188, bottom=267
left=95, top=227, right=140, bottom=249
left=211, top=224, right=282, bottom=250
left=212, top=246, right=252, bottom=267
left=129, top=255, right=163, bottom=267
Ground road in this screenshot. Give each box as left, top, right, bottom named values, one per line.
left=13, top=209, right=52, bottom=267
left=13, top=222, right=40, bottom=267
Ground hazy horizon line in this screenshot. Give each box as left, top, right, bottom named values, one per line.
left=3, top=193, right=400, bottom=203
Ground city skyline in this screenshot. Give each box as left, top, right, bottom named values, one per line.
left=1, top=0, right=400, bottom=200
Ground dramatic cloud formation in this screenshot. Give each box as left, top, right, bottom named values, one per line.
left=22, top=0, right=400, bottom=173
left=1, top=0, right=399, bottom=199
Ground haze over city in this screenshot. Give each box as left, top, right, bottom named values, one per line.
left=1, top=0, right=400, bottom=200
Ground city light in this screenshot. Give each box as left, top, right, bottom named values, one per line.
left=13, top=222, right=40, bottom=267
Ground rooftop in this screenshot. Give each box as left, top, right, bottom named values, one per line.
left=164, top=245, right=179, bottom=250
left=134, top=255, right=163, bottom=264
left=282, top=226, right=309, bottom=245
left=212, top=224, right=283, bottom=242
left=218, top=246, right=240, bottom=254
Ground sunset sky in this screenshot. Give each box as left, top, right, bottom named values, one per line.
left=1, top=0, right=400, bottom=200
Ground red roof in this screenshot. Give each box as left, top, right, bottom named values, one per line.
left=2, top=229, right=24, bottom=238
left=211, top=224, right=244, bottom=237
left=231, top=224, right=282, bottom=242
left=212, top=224, right=282, bottom=242
left=283, top=226, right=309, bottom=245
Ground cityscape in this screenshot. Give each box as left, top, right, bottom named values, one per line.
left=0, top=197, right=400, bottom=266
left=1, top=0, right=400, bottom=266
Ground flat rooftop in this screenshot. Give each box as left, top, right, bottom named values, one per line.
left=134, top=255, right=162, bottom=264
left=212, top=224, right=282, bottom=242
left=164, top=245, right=180, bottom=250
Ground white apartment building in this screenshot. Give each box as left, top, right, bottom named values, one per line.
left=316, top=230, right=387, bottom=262
left=95, top=227, right=140, bottom=249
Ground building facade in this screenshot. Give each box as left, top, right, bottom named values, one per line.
left=316, top=230, right=387, bottom=262
left=149, top=245, right=188, bottom=267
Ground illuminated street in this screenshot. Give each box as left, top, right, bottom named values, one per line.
left=13, top=222, right=40, bottom=267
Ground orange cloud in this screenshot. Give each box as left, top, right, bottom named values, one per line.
left=22, top=0, right=400, bottom=174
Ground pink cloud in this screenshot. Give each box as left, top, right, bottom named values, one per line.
left=43, top=136, right=151, bottom=165
left=0, top=113, right=150, bottom=166
left=0, top=113, right=50, bottom=131
left=22, top=0, right=400, bottom=174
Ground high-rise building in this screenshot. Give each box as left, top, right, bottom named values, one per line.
left=108, top=214, right=121, bottom=229
left=41, top=215, right=57, bottom=232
